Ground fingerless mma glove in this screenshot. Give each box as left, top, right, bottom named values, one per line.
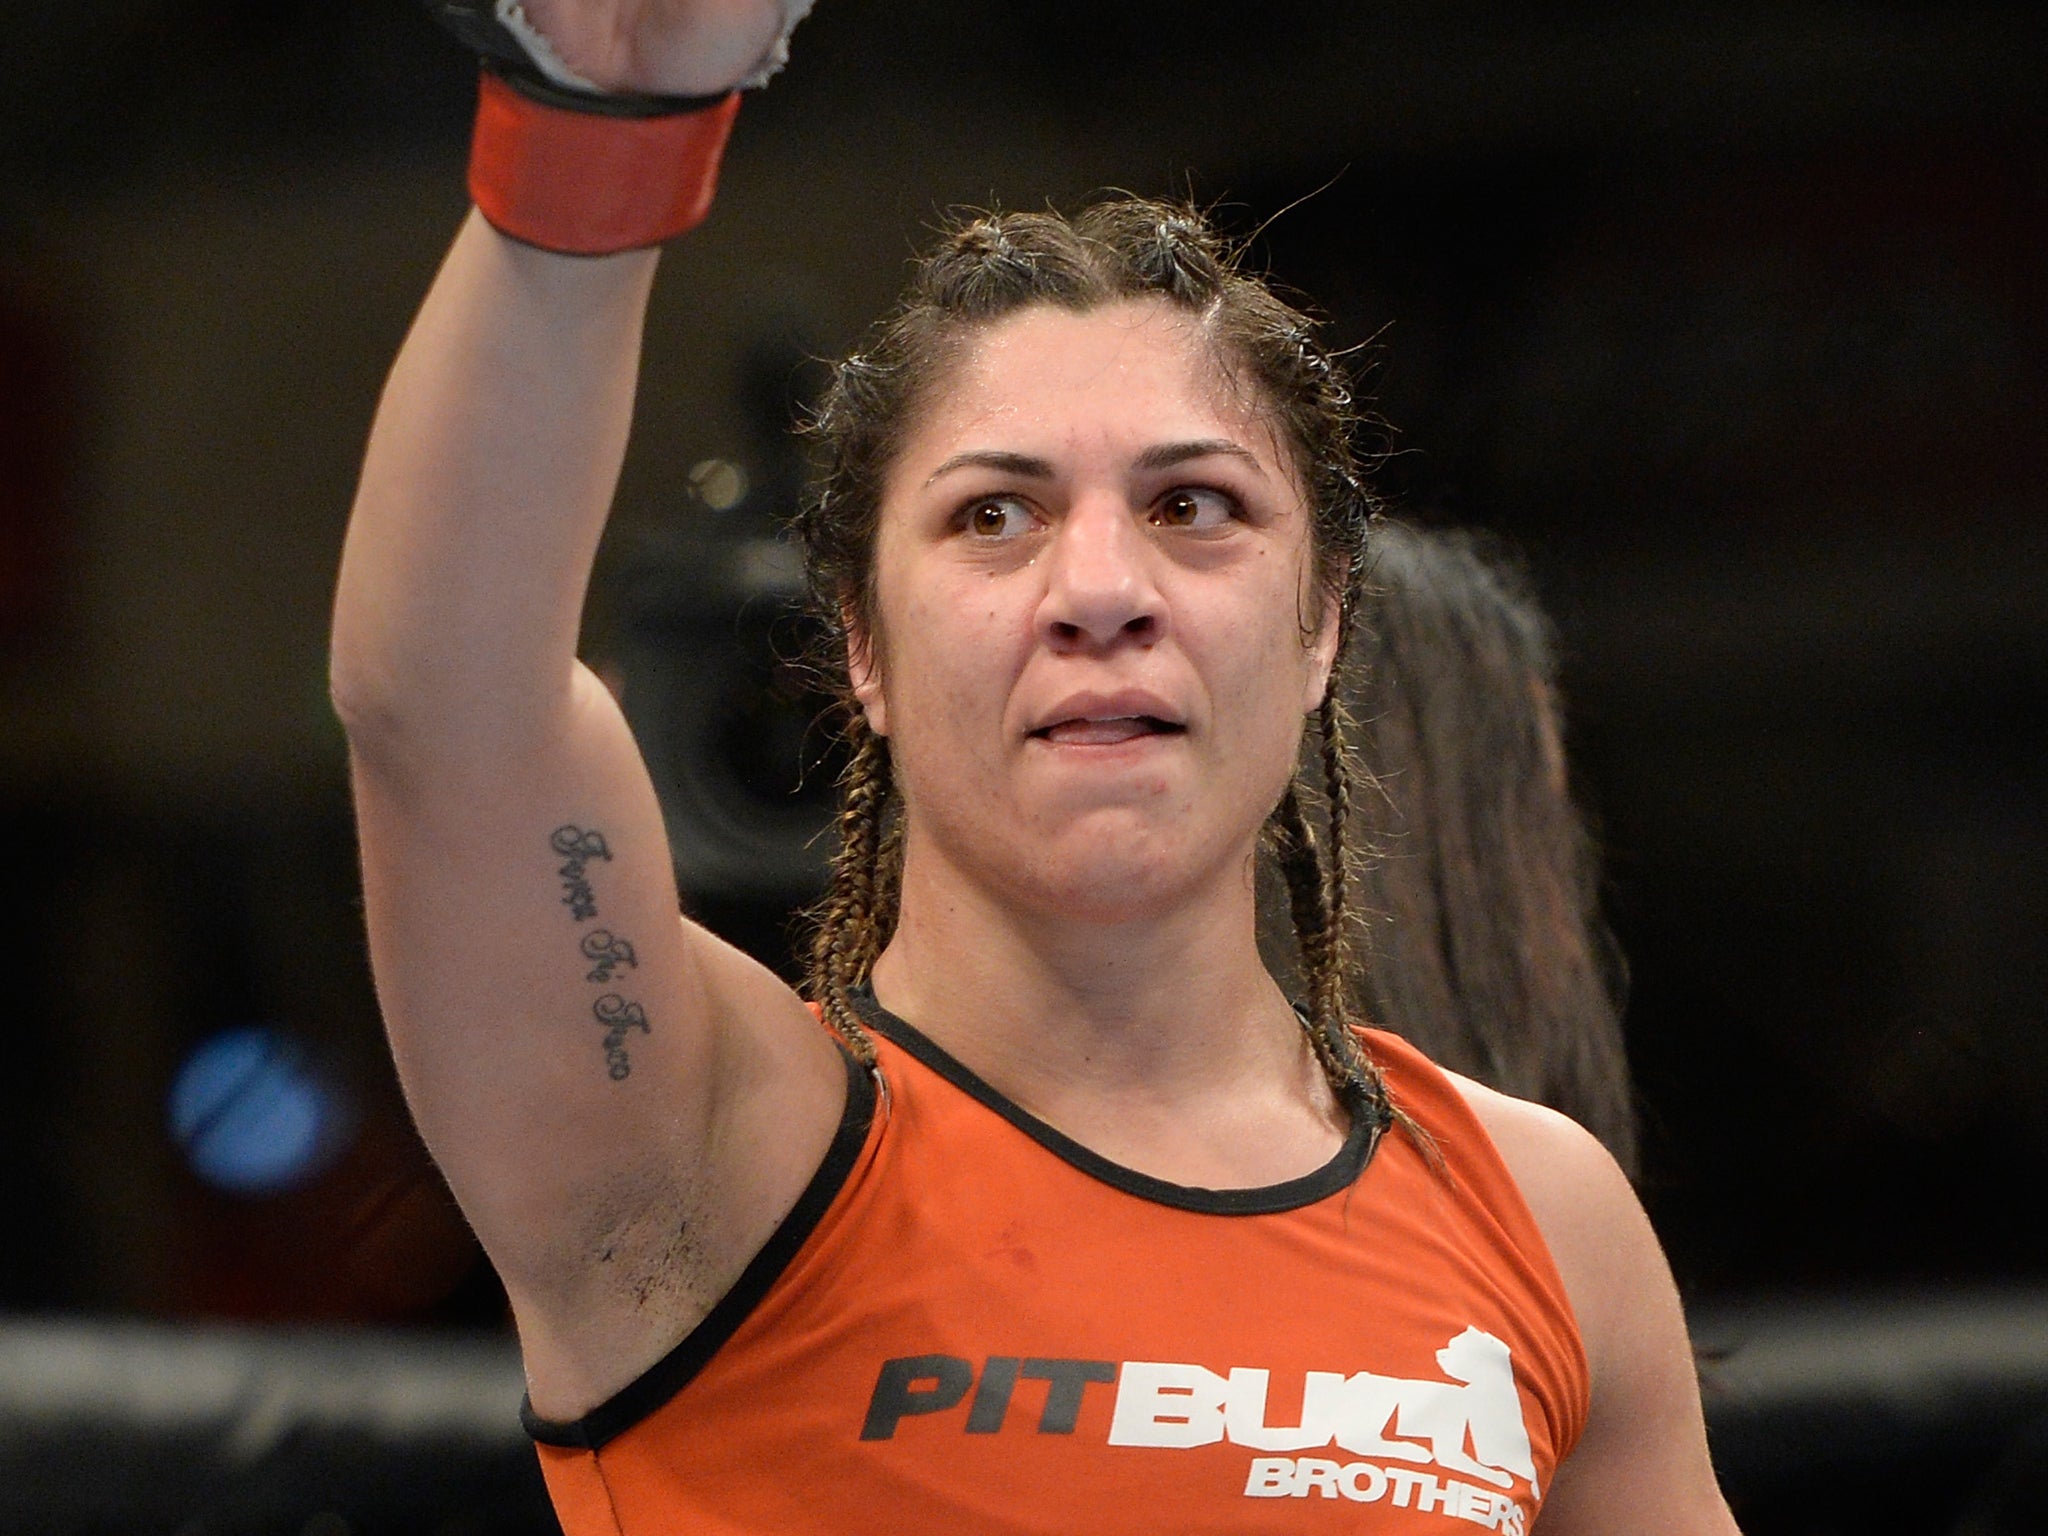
left=419, top=1, right=770, bottom=255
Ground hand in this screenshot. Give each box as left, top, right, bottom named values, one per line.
left=514, top=0, right=809, bottom=96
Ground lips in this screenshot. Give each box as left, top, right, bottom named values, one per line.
left=1036, top=716, right=1182, bottom=745
left=1027, top=691, right=1187, bottom=745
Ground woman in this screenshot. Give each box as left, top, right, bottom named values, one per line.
left=331, top=1, right=1736, bottom=1528
left=1346, top=522, right=1639, bottom=1178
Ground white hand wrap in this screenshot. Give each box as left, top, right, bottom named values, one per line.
left=492, top=0, right=816, bottom=95
left=491, top=1, right=601, bottom=91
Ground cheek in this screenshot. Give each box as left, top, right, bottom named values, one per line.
left=881, top=568, right=1019, bottom=742
left=1215, top=568, right=1320, bottom=702
left=1201, top=598, right=1323, bottom=802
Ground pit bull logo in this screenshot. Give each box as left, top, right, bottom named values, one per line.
left=1109, top=1326, right=1539, bottom=1494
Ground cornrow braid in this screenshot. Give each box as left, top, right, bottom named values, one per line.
left=1317, top=693, right=1363, bottom=1023
left=1315, top=679, right=1408, bottom=1134
left=1316, top=598, right=1361, bottom=1036
left=805, top=715, right=889, bottom=1065
left=869, top=794, right=907, bottom=956
left=1271, top=781, right=1360, bottom=1095
left=1319, top=576, right=1417, bottom=1125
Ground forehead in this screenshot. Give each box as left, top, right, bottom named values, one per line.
left=895, top=299, right=1291, bottom=476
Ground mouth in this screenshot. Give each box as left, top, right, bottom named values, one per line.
left=1030, top=715, right=1186, bottom=746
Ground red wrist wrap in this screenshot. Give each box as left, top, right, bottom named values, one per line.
left=468, top=69, right=741, bottom=256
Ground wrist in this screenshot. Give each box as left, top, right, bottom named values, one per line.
left=467, top=62, right=742, bottom=257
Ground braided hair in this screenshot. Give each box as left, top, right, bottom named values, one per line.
left=794, top=197, right=1391, bottom=1124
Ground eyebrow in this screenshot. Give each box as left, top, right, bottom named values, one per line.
left=922, top=439, right=1266, bottom=487
left=1134, top=439, right=1267, bottom=476
left=923, top=449, right=1055, bottom=487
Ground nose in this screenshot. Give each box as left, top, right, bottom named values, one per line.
left=1036, top=494, right=1166, bottom=653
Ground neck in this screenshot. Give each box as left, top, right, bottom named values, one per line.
left=866, top=832, right=1306, bottom=1110
left=864, top=829, right=1351, bottom=1190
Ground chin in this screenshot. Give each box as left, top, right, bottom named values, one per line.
left=1008, top=821, right=1234, bottom=926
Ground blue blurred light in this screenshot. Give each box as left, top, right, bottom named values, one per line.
left=167, top=1027, right=340, bottom=1195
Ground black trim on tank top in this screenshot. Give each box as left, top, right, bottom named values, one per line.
left=852, top=986, right=1386, bottom=1217
left=522, top=1042, right=878, bottom=1451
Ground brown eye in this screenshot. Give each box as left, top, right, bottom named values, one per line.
left=964, top=496, right=1033, bottom=538
left=1151, top=487, right=1234, bottom=530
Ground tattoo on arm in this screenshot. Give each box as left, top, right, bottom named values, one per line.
left=551, top=824, right=611, bottom=921
left=546, top=824, right=650, bottom=1082
left=581, top=929, right=638, bottom=984
left=594, top=993, right=651, bottom=1082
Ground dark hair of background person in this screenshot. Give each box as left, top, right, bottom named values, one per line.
left=1346, top=518, right=1640, bottom=1178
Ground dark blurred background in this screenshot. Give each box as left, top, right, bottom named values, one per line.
left=2, top=2, right=2045, bottom=1532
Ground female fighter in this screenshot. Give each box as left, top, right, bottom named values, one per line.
left=330, top=1, right=1738, bottom=1528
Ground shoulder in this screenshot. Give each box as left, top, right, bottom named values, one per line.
left=1444, top=1069, right=1660, bottom=1404
left=1444, top=1073, right=1637, bottom=1336
left=1368, top=1027, right=1622, bottom=1241
left=1443, top=1071, right=1740, bottom=1532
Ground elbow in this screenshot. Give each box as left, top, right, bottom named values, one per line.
left=329, top=573, right=403, bottom=742
left=328, top=628, right=577, bottom=774
left=327, top=603, right=464, bottom=763
left=328, top=641, right=420, bottom=765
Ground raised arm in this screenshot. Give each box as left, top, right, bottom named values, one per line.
left=329, top=5, right=843, bottom=1419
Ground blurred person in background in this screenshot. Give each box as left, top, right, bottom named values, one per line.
left=1345, top=520, right=1638, bottom=1178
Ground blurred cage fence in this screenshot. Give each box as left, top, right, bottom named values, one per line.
left=4, top=1291, right=2047, bottom=1536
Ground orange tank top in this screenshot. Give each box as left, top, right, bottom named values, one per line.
left=527, top=996, right=1589, bottom=1535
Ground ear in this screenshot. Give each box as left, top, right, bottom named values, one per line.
left=1302, top=587, right=1345, bottom=714
left=844, top=608, right=890, bottom=737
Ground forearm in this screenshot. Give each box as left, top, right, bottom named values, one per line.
left=331, top=211, right=660, bottom=756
